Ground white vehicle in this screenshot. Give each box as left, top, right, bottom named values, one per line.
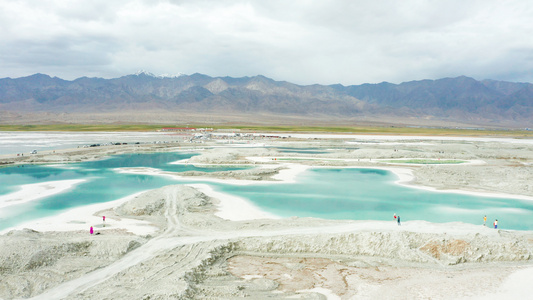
left=30, top=150, right=37, bottom=154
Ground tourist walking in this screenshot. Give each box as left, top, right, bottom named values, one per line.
left=494, top=219, right=498, bottom=229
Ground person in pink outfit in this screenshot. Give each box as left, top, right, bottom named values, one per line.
left=90, top=226, right=94, bottom=234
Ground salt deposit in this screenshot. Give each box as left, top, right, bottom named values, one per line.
left=0, top=134, right=532, bottom=299
left=0, top=179, right=85, bottom=209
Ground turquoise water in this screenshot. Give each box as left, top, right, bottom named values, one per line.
left=273, top=146, right=359, bottom=154
left=1, top=151, right=533, bottom=231
left=212, top=168, right=533, bottom=230
left=0, top=152, right=248, bottom=230
left=274, top=147, right=331, bottom=154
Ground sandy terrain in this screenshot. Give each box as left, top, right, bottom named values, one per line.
left=1, top=134, right=533, bottom=299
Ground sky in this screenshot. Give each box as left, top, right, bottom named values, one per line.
left=1, top=0, right=533, bottom=85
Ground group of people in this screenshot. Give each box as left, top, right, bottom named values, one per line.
left=392, top=214, right=500, bottom=229
left=483, top=215, right=498, bottom=229
left=89, top=215, right=106, bottom=235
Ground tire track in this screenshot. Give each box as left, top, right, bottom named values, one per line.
left=27, top=186, right=391, bottom=299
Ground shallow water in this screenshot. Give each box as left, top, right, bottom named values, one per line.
left=212, top=168, right=533, bottom=230
left=0, top=131, right=180, bottom=155
left=273, top=147, right=331, bottom=154
left=0, top=152, right=248, bottom=230
left=1, top=151, right=532, bottom=231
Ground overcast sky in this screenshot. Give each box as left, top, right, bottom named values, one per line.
left=1, top=0, right=533, bottom=85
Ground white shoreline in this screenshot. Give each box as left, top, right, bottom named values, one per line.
left=112, top=163, right=311, bottom=186
left=3, top=156, right=532, bottom=236
left=0, top=179, right=86, bottom=210
left=0, top=191, right=157, bottom=236
left=269, top=133, right=533, bottom=144
left=3, top=134, right=533, bottom=236
left=187, top=184, right=279, bottom=221
left=2, top=134, right=533, bottom=299
left=249, top=156, right=533, bottom=201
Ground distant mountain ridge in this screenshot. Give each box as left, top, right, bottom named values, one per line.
left=1, top=73, right=532, bottom=127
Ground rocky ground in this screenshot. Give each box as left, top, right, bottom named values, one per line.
left=1, top=136, right=533, bottom=299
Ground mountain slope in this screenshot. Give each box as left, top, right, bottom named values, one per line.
left=1, top=73, right=532, bottom=127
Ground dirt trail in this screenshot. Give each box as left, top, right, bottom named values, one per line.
left=25, top=185, right=533, bottom=299
left=27, top=187, right=355, bottom=299
left=3, top=136, right=532, bottom=299
left=29, top=187, right=197, bottom=299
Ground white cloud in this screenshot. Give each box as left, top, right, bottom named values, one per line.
left=1, top=0, right=533, bottom=85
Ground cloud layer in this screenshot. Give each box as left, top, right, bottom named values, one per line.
left=1, top=0, right=533, bottom=85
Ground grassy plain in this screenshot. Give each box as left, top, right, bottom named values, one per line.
left=0, top=124, right=532, bottom=137
left=0, top=124, right=166, bottom=132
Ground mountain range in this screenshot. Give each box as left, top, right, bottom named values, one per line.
left=1, top=72, right=532, bottom=127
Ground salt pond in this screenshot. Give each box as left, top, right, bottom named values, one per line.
left=213, top=168, right=533, bottom=230
left=0, top=152, right=248, bottom=230
left=1, top=150, right=533, bottom=231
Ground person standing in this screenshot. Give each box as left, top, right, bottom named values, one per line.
left=494, top=219, right=498, bottom=229
left=90, top=226, right=94, bottom=235
left=397, top=215, right=401, bottom=226
left=483, top=215, right=487, bottom=226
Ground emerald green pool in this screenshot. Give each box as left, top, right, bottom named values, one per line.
left=212, top=168, right=533, bottom=230
left=1, top=151, right=532, bottom=231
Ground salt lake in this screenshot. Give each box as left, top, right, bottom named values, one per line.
left=1, top=149, right=533, bottom=232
